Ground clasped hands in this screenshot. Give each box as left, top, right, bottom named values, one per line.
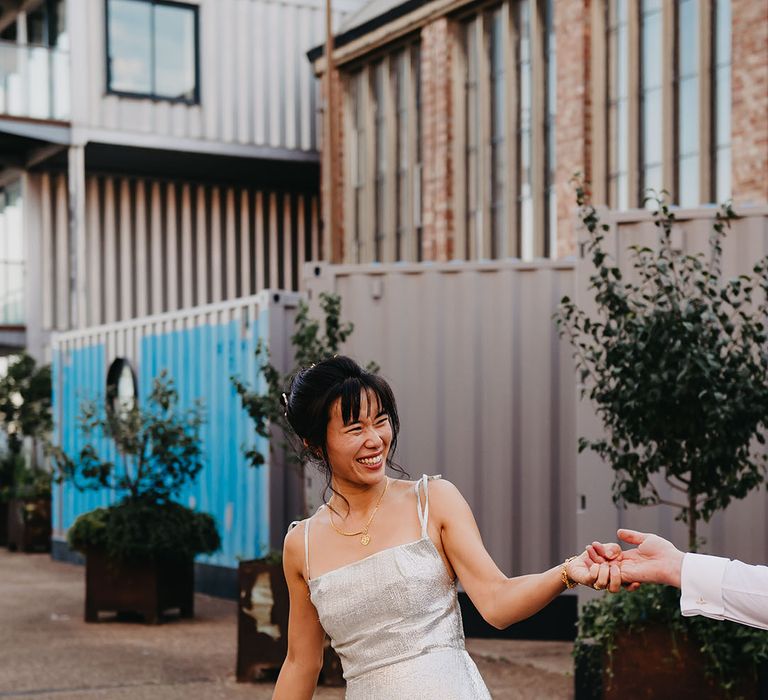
left=565, top=528, right=686, bottom=592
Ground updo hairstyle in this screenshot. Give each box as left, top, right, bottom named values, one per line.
left=282, top=355, right=407, bottom=503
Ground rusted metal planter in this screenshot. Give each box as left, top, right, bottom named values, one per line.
left=236, top=559, right=344, bottom=686
left=602, top=624, right=760, bottom=700
left=84, top=549, right=194, bottom=624
left=7, top=497, right=51, bottom=552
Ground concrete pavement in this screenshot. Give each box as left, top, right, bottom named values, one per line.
left=0, top=549, right=574, bottom=699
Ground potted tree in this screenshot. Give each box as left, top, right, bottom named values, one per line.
left=0, top=353, right=53, bottom=552
left=49, top=370, right=220, bottom=624
left=557, top=183, right=768, bottom=698
left=232, top=292, right=372, bottom=685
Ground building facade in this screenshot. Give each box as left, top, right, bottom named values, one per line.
left=0, top=0, right=360, bottom=361
left=311, top=0, right=767, bottom=264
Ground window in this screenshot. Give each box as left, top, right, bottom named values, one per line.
left=344, top=42, right=422, bottom=264
left=713, top=0, right=731, bottom=202
left=457, top=0, right=554, bottom=261
left=640, top=0, right=663, bottom=203
left=349, top=69, right=366, bottom=263
left=602, top=0, right=731, bottom=208
left=516, top=0, right=533, bottom=258
left=490, top=8, right=508, bottom=259
left=374, top=61, right=387, bottom=262
left=463, top=17, right=481, bottom=259
left=607, top=0, right=629, bottom=209
left=676, top=0, right=699, bottom=207
left=0, top=182, right=24, bottom=325
left=106, top=0, right=198, bottom=102
left=543, top=0, right=556, bottom=256
left=395, top=47, right=422, bottom=261
left=106, top=357, right=138, bottom=420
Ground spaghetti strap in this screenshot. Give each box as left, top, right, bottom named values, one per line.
left=287, top=515, right=314, bottom=580
left=415, top=474, right=441, bottom=538
left=304, top=516, right=311, bottom=580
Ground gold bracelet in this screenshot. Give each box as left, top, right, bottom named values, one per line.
left=561, top=556, right=578, bottom=589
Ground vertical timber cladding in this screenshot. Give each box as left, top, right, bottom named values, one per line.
left=50, top=292, right=302, bottom=569
left=305, top=259, right=578, bottom=577
left=36, top=171, right=320, bottom=329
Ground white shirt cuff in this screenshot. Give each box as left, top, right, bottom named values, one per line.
left=680, top=552, right=729, bottom=620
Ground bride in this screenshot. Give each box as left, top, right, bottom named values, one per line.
left=273, top=356, right=620, bottom=699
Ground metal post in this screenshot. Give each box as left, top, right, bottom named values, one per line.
left=324, top=0, right=340, bottom=263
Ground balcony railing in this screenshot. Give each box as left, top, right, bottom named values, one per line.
left=0, top=41, right=69, bottom=121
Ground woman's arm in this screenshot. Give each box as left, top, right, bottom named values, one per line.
left=430, top=479, right=620, bottom=630
left=272, top=523, right=326, bottom=700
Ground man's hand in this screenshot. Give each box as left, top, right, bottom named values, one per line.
left=589, top=529, right=685, bottom=589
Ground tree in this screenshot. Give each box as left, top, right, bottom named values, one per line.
left=50, top=370, right=205, bottom=504
left=0, top=352, right=52, bottom=501
left=555, top=182, right=768, bottom=551
left=48, top=370, right=219, bottom=562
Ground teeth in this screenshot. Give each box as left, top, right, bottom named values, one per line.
left=358, top=455, right=382, bottom=465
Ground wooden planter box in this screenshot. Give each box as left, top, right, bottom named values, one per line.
left=84, top=549, right=194, bottom=624
left=236, top=559, right=344, bottom=686
left=7, top=497, right=51, bottom=552
left=575, top=624, right=766, bottom=699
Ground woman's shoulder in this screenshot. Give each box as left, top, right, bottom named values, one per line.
left=420, top=475, right=468, bottom=515
left=283, top=518, right=308, bottom=564
left=400, top=473, right=463, bottom=503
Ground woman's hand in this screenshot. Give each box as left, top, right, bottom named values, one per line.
left=567, top=544, right=624, bottom=592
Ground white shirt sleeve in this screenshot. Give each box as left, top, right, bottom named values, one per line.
left=680, top=552, right=768, bottom=631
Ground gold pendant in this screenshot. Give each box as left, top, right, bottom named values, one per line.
left=360, top=533, right=371, bottom=546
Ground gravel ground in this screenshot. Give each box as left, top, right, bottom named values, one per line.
left=0, top=549, right=574, bottom=699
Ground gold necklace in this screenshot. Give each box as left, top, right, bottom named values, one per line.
left=328, top=477, right=389, bottom=546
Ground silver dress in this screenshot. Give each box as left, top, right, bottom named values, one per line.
left=303, top=474, right=492, bottom=699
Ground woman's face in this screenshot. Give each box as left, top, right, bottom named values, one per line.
left=324, top=390, right=393, bottom=487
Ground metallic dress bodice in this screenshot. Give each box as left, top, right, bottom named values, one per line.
left=303, top=475, right=492, bottom=700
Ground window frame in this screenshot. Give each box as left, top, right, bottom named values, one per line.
left=104, top=0, right=201, bottom=105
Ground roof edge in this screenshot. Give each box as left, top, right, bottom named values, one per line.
left=307, top=0, right=429, bottom=63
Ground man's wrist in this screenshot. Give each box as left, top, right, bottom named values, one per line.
left=664, top=548, right=684, bottom=588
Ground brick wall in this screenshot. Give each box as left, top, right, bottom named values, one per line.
left=420, top=18, right=455, bottom=261
left=554, top=0, right=591, bottom=258
left=731, top=0, right=768, bottom=205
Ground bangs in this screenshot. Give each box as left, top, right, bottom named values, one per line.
left=337, top=376, right=397, bottom=427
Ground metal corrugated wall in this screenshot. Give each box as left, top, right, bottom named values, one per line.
left=33, top=171, right=320, bottom=331
left=69, top=0, right=352, bottom=151
left=51, top=291, right=301, bottom=568
left=305, top=259, right=578, bottom=578
left=575, top=207, right=768, bottom=586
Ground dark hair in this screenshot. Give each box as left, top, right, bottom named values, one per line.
left=283, top=355, right=407, bottom=506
